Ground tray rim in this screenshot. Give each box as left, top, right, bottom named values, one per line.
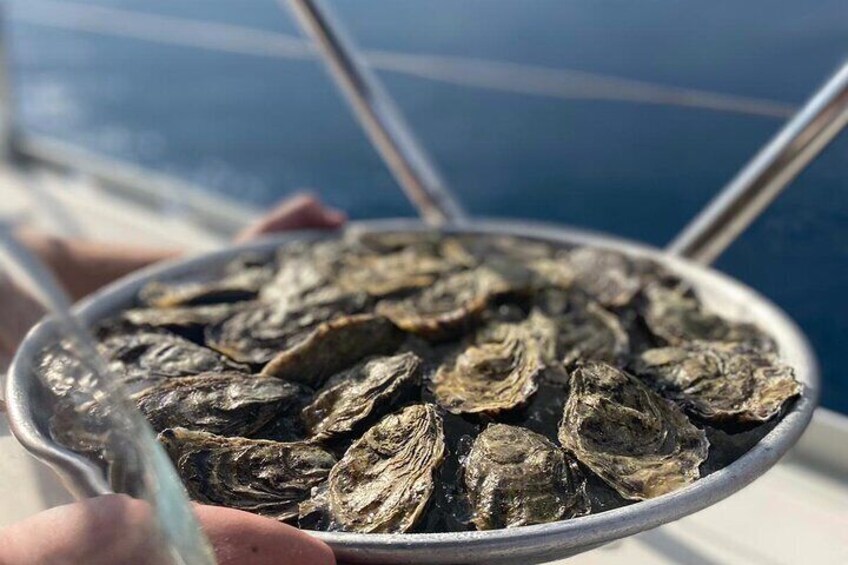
left=5, top=218, right=820, bottom=564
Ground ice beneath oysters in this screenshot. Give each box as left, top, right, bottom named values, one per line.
left=33, top=230, right=803, bottom=534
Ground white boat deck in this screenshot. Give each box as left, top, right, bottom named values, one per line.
left=1, top=165, right=846, bottom=564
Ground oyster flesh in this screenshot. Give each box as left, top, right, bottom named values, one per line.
left=430, top=320, right=542, bottom=415
left=558, top=362, right=708, bottom=500
left=159, top=428, right=336, bottom=522
left=632, top=341, right=801, bottom=426
left=134, top=372, right=307, bottom=437
left=464, top=424, right=589, bottom=529
left=302, top=352, right=422, bottom=440
left=327, top=404, right=445, bottom=533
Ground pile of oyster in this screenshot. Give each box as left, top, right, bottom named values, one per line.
left=35, top=231, right=802, bottom=533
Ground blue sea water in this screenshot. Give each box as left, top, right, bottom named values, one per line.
left=8, top=1, right=848, bottom=413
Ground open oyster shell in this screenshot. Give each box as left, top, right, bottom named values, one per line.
left=430, top=320, right=542, bottom=415
left=302, top=352, right=422, bottom=441
left=558, top=362, right=708, bottom=500
left=327, top=404, right=446, bottom=533
left=464, top=424, right=589, bottom=529
left=159, top=428, right=336, bottom=522
left=134, top=372, right=308, bottom=437
left=632, top=341, right=801, bottom=426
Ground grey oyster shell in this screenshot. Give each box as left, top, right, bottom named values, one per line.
left=632, top=341, right=801, bottom=426
left=119, top=304, right=238, bottom=335
left=134, top=372, right=308, bottom=437
left=260, top=314, right=403, bottom=388
left=302, top=352, right=422, bottom=441
left=566, top=247, right=643, bottom=307
left=558, top=362, right=708, bottom=500
left=376, top=267, right=525, bottom=341
left=464, top=424, right=589, bottom=530
left=140, top=264, right=272, bottom=307
left=205, top=296, right=366, bottom=366
left=642, top=284, right=774, bottom=350
left=327, top=404, right=446, bottom=533
left=533, top=289, right=630, bottom=367
left=430, top=320, right=542, bottom=415
left=159, top=428, right=336, bottom=522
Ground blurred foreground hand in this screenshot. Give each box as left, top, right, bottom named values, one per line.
left=0, top=494, right=336, bottom=565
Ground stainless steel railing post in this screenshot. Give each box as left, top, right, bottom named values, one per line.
left=282, top=0, right=468, bottom=226
left=668, top=62, right=848, bottom=265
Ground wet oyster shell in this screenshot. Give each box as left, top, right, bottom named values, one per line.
left=327, top=404, right=445, bottom=533
left=140, top=265, right=272, bottom=308
left=302, top=352, right=422, bottom=440
left=567, top=247, right=643, bottom=307
left=533, top=289, right=630, bottom=368
left=465, top=424, right=589, bottom=530
left=632, top=341, right=801, bottom=426
left=642, top=284, right=773, bottom=350
left=376, top=267, right=525, bottom=341
left=134, top=372, right=308, bottom=437
left=119, top=304, right=238, bottom=336
left=430, top=321, right=542, bottom=415
left=102, top=331, right=241, bottom=380
left=159, top=428, right=336, bottom=522
left=261, top=314, right=403, bottom=388
left=558, top=362, right=708, bottom=500
left=205, top=296, right=367, bottom=366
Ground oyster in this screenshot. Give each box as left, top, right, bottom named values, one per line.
left=327, top=404, right=445, bottom=533
left=642, top=284, right=774, bottom=350
left=205, top=296, right=366, bottom=366
left=140, top=264, right=272, bottom=308
left=337, top=246, right=456, bottom=298
left=119, top=303, right=239, bottom=338
left=376, top=267, right=525, bottom=340
left=159, top=428, right=336, bottom=522
left=567, top=247, right=643, bottom=307
left=302, top=352, right=422, bottom=441
left=261, top=314, right=404, bottom=388
left=134, top=372, right=308, bottom=437
left=533, top=289, right=630, bottom=367
left=632, top=341, right=801, bottom=426
left=464, top=424, right=589, bottom=529
left=430, top=321, right=542, bottom=415
left=558, top=362, right=708, bottom=500
left=101, top=331, right=240, bottom=381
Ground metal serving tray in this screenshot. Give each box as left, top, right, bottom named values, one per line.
left=6, top=219, right=819, bottom=564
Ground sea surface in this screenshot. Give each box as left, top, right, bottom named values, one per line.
left=8, top=0, right=848, bottom=413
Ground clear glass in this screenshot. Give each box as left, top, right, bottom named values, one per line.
left=0, top=223, right=216, bottom=565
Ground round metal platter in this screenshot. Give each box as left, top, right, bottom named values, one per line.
left=6, top=219, right=819, bottom=564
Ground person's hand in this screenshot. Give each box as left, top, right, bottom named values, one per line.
left=234, top=193, right=346, bottom=243
left=0, top=494, right=336, bottom=565
left=0, top=274, right=46, bottom=373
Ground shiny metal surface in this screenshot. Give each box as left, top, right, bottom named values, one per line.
left=6, top=219, right=818, bottom=564
left=282, top=0, right=467, bottom=226
left=668, top=62, right=848, bottom=264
